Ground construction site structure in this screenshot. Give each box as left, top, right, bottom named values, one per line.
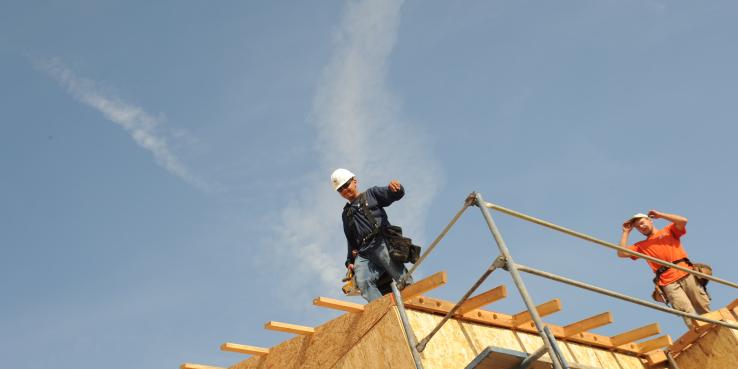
left=182, top=192, right=738, bottom=369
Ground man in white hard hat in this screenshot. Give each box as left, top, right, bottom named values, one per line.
left=331, top=168, right=410, bottom=302
left=618, top=210, right=710, bottom=327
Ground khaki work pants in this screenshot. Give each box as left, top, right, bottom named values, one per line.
left=662, top=274, right=711, bottom=328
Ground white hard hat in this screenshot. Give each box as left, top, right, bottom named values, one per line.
left=330, top=168, right=355, bottom=191
left=626, top=213, right=650, bottom=224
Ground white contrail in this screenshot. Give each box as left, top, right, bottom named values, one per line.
left=36, top=58, right=208, bottom=190
left=271, top=0, right=443, bottom=303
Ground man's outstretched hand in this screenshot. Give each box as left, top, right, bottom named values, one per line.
left=388, top=179, right=402, bottom=192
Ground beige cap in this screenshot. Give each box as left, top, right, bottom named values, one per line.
left=625, top=213, right=650, bottom=225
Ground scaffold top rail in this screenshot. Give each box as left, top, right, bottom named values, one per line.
left=483, top=201, right=738, bottom=290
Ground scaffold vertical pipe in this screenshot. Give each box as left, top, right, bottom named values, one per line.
left=474, top=192, right=565, bottom=369
left=391, top=281, right=425, bottom=369
left=544, top=326, right=570, bottom=369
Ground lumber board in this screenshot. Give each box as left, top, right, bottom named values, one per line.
left=692, top=308, right=727, bottom=328
left=611, top=323, right=660, bottom=346
left=312, top=296, right=364, bottom=313
left=668, top=323, right=715, bottom=355
left=564, top=312, right=613, bottom=337
left=462, top=308, right=517, bottom=330
left=637, top=335, right=672, bottom=353
left=407, top=295, right=461, bottom=315
left=220, top=343, right=269, bottom=356
left=181, top=364, right=225, bottom=369
left=643, top=350, right=667, bottom=366
left=512, top=299, right=562, bottom=326
left=568, top=329, right=639, bottom=353
left=400, top=271, right=447, bottom=301
left=721, top=306, right=738, bottom=322
left=264, top=321, right=315, bottom=335
left=456, top=285, right=507, bottom=315
left=726, top=298, right=738, bottom=311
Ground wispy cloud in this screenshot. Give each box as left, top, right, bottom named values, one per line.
left=269, top=0, right=443, bottom=303
left=35, top=58, right=209, bottom=190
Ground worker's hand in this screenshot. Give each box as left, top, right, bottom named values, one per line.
left=648, top=210, right=663, bottom=219
left=347, top=263, right=354, bottom=271
left=388, top=179, right=402, bottom=192
left=622, top=221, right=633, bottom=233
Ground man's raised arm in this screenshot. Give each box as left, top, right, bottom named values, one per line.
left=649, top=210, right=688, bottom=232
left=617, top=222, right=634, bottom=258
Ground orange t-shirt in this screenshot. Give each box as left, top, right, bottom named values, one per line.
left=628, top=223, right=690, bottom=286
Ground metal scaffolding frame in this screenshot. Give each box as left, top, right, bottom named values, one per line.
left=393, top=192, right=738, bottom=369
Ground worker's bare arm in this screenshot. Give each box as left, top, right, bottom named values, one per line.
left=649, top=210, right=688, bottom=231
left=617, top=223, right=633, bottom=258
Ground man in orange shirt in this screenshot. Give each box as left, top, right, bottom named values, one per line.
left=618, top=210, right=710, bottom=327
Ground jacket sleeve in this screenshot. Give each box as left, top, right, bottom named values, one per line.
left=342, top=211, right=357, bottom=267
left=370, top=184, right=405, bottom=207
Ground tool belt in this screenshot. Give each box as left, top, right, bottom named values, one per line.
left=382, top=225, right=421, bottom=264
left=651, top=257, right=712, bottom=303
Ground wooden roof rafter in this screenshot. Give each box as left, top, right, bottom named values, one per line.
left=220, top=342, right=269, bottom=356
left=511, top=299, right=562, bottom=328
left=563, top=312, right=613, bottom=337
left=180, top=363, right=225, bottom=369
left=264, top=321, right=315, bottom=335
left=610, top=323, right=661, bottom=347
left=456, top=285, right=507, bottom=314
left=313, top=296, right=365, bottom=313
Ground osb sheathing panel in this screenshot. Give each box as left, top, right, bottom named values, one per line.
left=407, top=309, right=494, bottom=368
left=332, top=308, right=415, bottom=369
left=406, top=309, right=645, bottom=369
left=230, top=295, right=393, bottom=369
left=612, top=352, right=646, bottom=369
left=516, top=330, right=574, bottom=363
left=674, top=325, right=738, bottom=369
left=566, top=342, right=602, bottom=368
left=590, top=349, right=622, bottom=369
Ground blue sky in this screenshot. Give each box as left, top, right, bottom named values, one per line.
left=2, top=1, right=737, bottom=368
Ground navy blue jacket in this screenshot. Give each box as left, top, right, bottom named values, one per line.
left=342, top=185, right=405, bottom=267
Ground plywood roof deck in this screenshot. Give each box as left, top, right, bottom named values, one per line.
left=183, top=274, right=738, bottom=369
left=182, top=271, right=689, bottom=369
left=663, top=300, right=738, bottom=369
